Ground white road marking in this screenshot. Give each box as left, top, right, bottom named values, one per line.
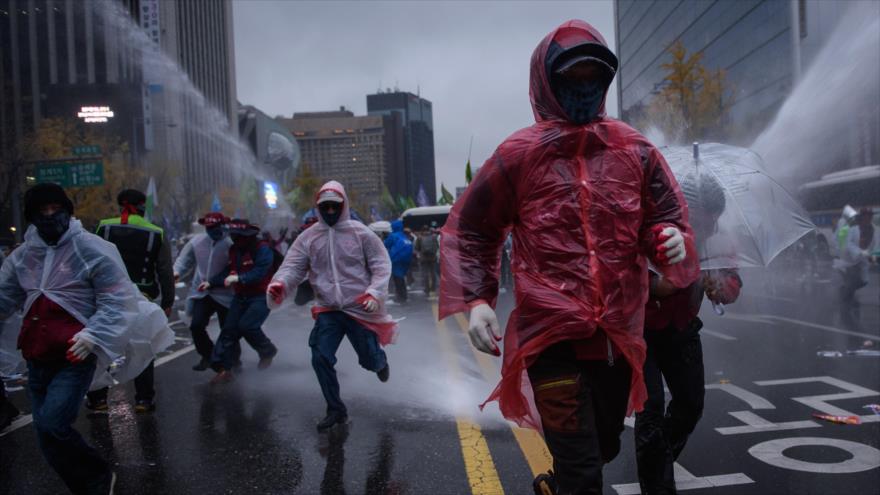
left=613, top=464, right=754, bottom=494
left=723, top=313, right=775, bottom=324
left=755, top=376, right=880, bottom=423
left=749, top=437, right=880, bottom=474
left=725, top=313, right=880, bottom=342
left=0, top=414, right=34, bottom=438
left=1, top=345, right=195, bottom=438
left=701, top=329, right=738, bottom=341
left=706, top=383, right=775, bottom=409
left=154, top=345, right=195, bottom=367
left=764, top=315, right=880, bottom=341
left=716, top=411, right=821, bottom=435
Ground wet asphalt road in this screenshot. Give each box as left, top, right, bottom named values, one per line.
left=2, top=270, right=879, bottom=495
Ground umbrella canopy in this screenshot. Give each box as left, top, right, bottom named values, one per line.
left=660, top=142, right=815, bottom=270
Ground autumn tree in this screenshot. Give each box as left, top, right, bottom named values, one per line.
left=641, top=42, right=734, bottom=143
left=18, top=118, right=145, bottom=231
left=285, top=161, right=323, bottom=216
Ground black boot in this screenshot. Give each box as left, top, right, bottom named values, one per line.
left=377, top=363, right=390, bottom=383
left=85, top=396, right=109, bottom=412
left=533, top=470, right=558, bottom=495
left=258, top=345, right=278, bottom=370
left=317, top=411, right=349, bottom=432
left=0, top=399, right=20, bottom=431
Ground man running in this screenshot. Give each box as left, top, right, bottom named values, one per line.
left=268, top=181, right=397, bottom=431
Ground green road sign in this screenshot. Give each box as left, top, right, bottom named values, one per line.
left=35, top=161, right=104, bottom=187
left=72, top=145, right=102, bottom=156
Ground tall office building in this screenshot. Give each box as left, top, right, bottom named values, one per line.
left=156, top=0, right=238, bottom=196
left=278, top=108, right=405, bottom=211
left=367, top=90, right=436, bottom=203
left=0, top=0, right=238, bottom=237
left=615, top=0, right=875, bottom=146
left=0, top=0, right=147, bottom=240
left=615, top=0, right=880, bottom=225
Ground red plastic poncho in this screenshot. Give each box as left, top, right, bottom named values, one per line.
left=438, top=20, right=700, bottom=430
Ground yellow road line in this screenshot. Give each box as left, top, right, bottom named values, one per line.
left=433, top=306, right=505, bottom=495
left=456, top=420, right=505, bottom=495
left=452, top=312, right=553, bottom=478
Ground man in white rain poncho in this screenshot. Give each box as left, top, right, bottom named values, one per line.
left=0, top=184, right=173, bottom=494
left=173, top=212, right=239, bottom=371
left=268, top=181, right=397, bottom=431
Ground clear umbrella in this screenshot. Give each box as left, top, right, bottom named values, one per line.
left=660, top=143, right=816, bottom=312
left=661, top=142, right=815, bottom=269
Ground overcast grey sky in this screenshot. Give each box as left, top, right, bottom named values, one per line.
left=233, top=0, right=617, bottom=193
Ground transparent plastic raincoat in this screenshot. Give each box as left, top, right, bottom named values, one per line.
left=272, top=181, right=398, bottom=345
left=439, top=20, right=699, bottom=430
left=0, top=220, right=173, bottom=390
left=174, top=233, right=234, bottom=309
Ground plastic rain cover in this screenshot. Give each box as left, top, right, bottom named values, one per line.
left=660, top=143, right=815, bottom=270
left=174, top=233, right=234, bottom=309
left=439, top=20, right=700, bottom=430
left=273, top=181, right=399, bottom=345
left=0, top=220, right=174, bottom=390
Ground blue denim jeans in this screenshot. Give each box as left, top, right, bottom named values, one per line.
left=211, top=295, right=276, bottom=370
left=27, top=356, right=111, bottom=494
left=309, top=311, right=387, bottom=415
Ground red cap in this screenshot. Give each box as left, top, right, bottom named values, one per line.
left=198, top=212, right=229, bottom=227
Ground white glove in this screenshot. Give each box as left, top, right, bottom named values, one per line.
left=657, top=227, right=686, bottom=265
left=362, top=296, right=379, bottom=313
left=468, top=303, right=502, bottom=355
left=197, top=281, right=211, bottom=292
left=224, top=274, right=240, bottom=287
left=67, top=331, right=95, bottom=363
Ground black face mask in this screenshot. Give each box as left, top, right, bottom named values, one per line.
left=207, top=226, right=226, bottom=241
left=319, top=203, right=342, bottom=227
left=552, top=77, right=606, bottom=124
left=33, top=210, right=71, bottom=245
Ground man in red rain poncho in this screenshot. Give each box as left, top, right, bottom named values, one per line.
left=268, top=181, right=396, bottom=432
left=439, top=20, right=699, bottom=495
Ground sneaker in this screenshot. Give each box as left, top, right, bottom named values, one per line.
left=192, top=358, right=210, bottom=371
left=258, top=347, right=278, bottom=370
left=377, top=364, right=390, bottom=383
left=134, top=399, right=155, bottom=413
left=0, top=400, right=21, bottom=431
left=533, top=470, right=557, bottom=495
left=86, top=397, right=109, bottom=412
left=210, top=370, right=235, bottom=385
left=316, top=412, right=349, bottom=432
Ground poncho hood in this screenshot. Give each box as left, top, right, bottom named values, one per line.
left=315, top=181, right=351, bottom=228
left=529, top=19, right=618, bottom=124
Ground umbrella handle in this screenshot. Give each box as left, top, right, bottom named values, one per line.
left=712, top=301, right=725, bottom=316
